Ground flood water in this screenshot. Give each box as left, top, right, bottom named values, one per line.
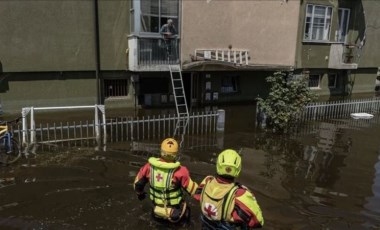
left=1, top=105, right=380, bottom=229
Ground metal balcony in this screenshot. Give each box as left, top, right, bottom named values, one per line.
left=128, top=36, right=180, bottom=72
left=328, top=43, right=358, bottom=69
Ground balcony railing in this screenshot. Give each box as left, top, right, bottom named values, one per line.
left=342, top=44, right=356, bottom=64
left=138, top=37, right=179, bottom=66
left=128, top=36, right=180, bottom=71
left=194, top=49, right=250, bottom=65
left=328, top=43, right=358, bottom=69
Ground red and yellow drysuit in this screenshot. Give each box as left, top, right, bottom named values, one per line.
left=134, top=157, right=198, bottom=223
left=194, top=175, right=264, bottom=229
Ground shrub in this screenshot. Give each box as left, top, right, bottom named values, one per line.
left=256, top=71, right=317, bottom=132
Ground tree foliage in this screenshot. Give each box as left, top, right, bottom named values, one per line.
left=256, top=71, right=317, bottom=132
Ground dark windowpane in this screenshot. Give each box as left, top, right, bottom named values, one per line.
left=308, top=75, right=320, bottom=88
left=328, top=74, right=337, bottom=88
left=141, top=15, right=159, bottom=32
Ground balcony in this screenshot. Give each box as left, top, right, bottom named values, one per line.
left=328, top=43, right=358, bottom=69
left=128, top=36, right=180, bottom=72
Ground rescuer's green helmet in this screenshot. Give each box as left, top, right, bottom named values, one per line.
left=216, top=149, right=242, bottom=178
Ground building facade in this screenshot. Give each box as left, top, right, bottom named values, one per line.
left=295, top=0, right=380, bottom=97
left=0, top=1, right=131, bottom=113
left=128, top=0, right=300, bottom=108
left=1, top=0, right=379, bottom=114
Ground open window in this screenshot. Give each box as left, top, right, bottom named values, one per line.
left=337, top=8, right=350, bottom=43
left=304, top=4, right=332, bottom=42
left=139, top=0, right=179, bottom=34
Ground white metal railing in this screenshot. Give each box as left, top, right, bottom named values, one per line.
left=107, top=110, right=221, bottom=142
left=194, top=49, right=250, bottom=65
left=13, top=109, right=224, bottom=152
left=21, top=105, right=106, bottom=147
left=298, top=98, right=380, bottom=122
left=128, top=36, right=180, bottom=71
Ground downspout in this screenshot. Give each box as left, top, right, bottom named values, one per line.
left=94, top=0, right=101, bottom=104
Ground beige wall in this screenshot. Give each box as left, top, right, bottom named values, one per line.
left=181, top=0, right=300, bottom=66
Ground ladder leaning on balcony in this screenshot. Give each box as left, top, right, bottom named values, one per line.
left=169, top=64, right=189, bottom=146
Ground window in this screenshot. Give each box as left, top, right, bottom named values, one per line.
left=304, top=4, right=332, bottom=41
left=328, top=74, right=337, bottom=88
left=140, top=0, right=179, bottom=33
left=104, top=79, right=129, bottom=98
left=337, top=8, right=350, bottom=43
left=221, top=76, right=239, bottom=93
left=308, top=74, right=321, bottom=88
left=130, top=0, right=135, bottom=33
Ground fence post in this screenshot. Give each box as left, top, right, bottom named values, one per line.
left=97, top=105, right=107, bottom=149
left=21, top=107, right=30, bottom=146
left=30, top=107, right=36, bottom=144
left=94, top=105, right=100, bottom=146
left=102, top=109, right=106, bottom=148
left=216, top=109, right=225, bottom=132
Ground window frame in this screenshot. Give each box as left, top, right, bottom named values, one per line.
left=130, top=0, right=135, bottom=33
left=138, top=0, right=179, bottom=36
left=308, top=74, right=321, bottom=89
left=303, top=4, right=333, bottom=42
left=337, top=8, right=350, bottom=43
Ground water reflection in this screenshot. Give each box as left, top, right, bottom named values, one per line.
left=1, top=106, right=380, bottom=229
left=362, top=150, right=380, bottom=228
left=250, top=115, right=380, bottom=228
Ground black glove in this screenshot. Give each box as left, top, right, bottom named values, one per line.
left=137, top=192, right=147, bottom=201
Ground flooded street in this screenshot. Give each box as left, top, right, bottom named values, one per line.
left=1, top=105, right=380, bottom=229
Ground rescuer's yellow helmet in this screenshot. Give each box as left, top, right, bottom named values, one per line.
left=160, top=138, right=179, bottom=161
left=216, top=149, right=242, bottom=178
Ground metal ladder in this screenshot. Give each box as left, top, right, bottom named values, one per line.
left=169, top=64, right=189, bottom=146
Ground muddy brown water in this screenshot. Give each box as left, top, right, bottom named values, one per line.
left=1, top=105, right=380, bottom=229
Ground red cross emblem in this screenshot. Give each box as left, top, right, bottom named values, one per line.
left=203, top=203, right=218, bottom=220
left=156, top=173, right=163, bottom=182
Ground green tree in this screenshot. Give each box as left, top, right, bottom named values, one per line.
left=257, top=71, right=317, bottom=132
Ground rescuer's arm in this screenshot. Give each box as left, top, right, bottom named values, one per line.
left=133, top=163, right=150, bottom=200
left=233, top=188, right=264, bottom=228
left=176, top=166, right=198, bottom=196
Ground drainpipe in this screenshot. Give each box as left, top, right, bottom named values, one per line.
left=94, top=0, right=101, bottom=104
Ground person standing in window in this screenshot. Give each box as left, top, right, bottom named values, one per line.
left=160, top=19, right=177, bottom=58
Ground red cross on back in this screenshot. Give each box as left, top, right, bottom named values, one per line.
left=204, top=204, right=217, bottom=219
left=156, top=173, right=163, bottom=182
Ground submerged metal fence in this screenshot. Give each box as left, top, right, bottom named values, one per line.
left=107, top=111, right=218, bottom=142
left=298, top=97, right=380, bottom=122
left=14, top=110, right=220, bottom=151
left=290, top=114, right=380, bottom=139
left=21, top=105, right=106, bottom=147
